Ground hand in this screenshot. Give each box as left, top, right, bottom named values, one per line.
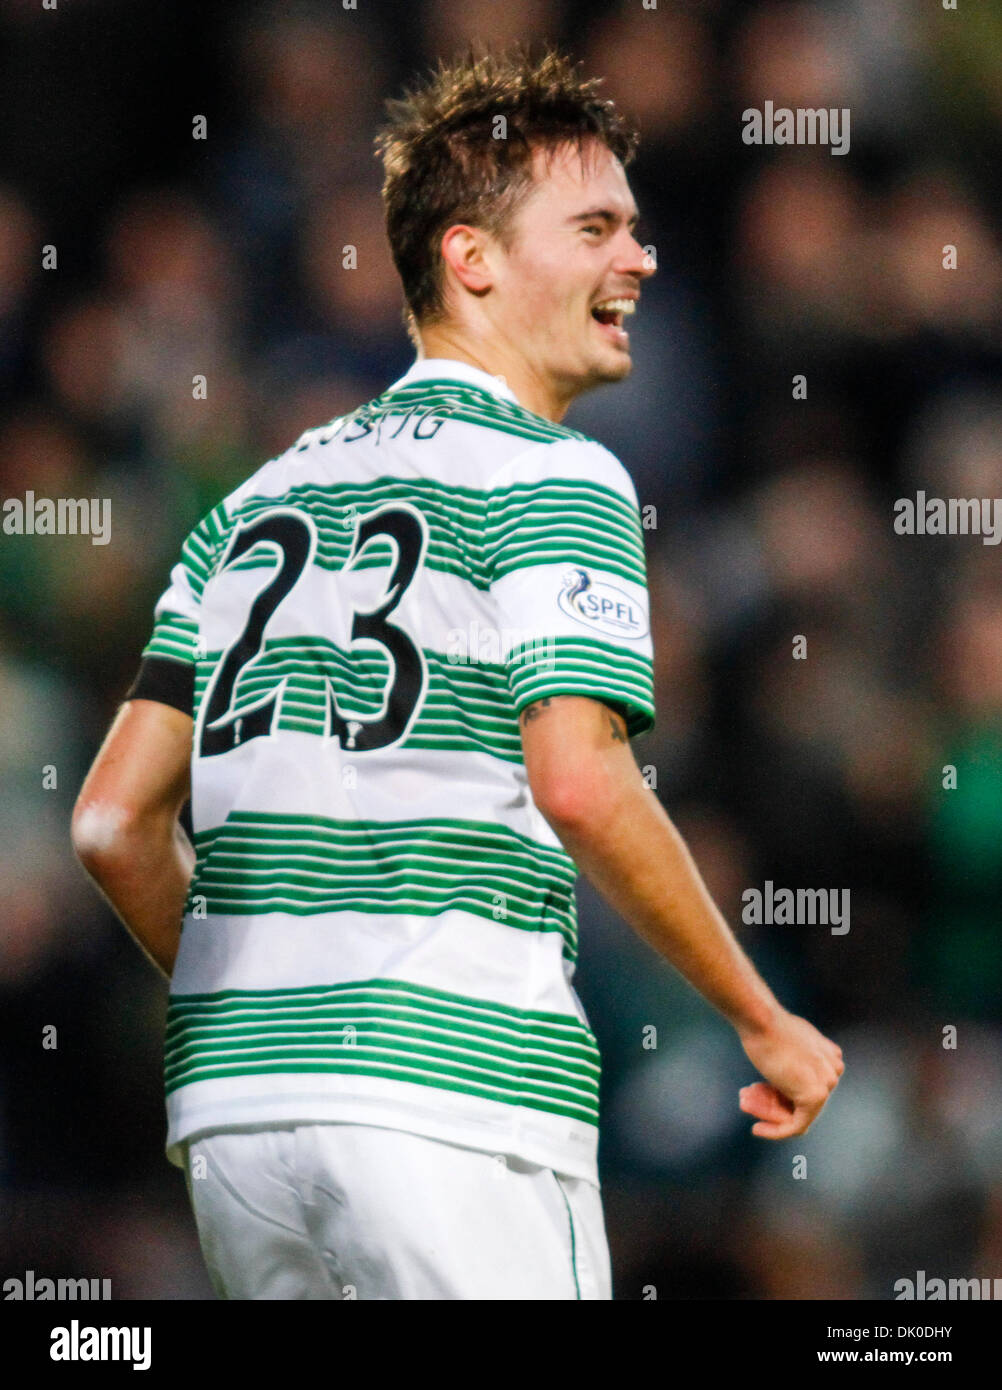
left=737, top=1007, right=844, bottom=1139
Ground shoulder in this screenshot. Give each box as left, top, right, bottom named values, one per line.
left=486, top=434, right=640, bottom=511
left=160, top=416, right=349, bottom=600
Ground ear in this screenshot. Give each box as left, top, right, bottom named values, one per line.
left=439, top=223, right=495, bottom=298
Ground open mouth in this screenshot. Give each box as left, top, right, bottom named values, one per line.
left=591, top=297, right=636, bottom=345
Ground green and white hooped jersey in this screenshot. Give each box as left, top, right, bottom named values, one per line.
left=143, top=359, right=655, bottom=1184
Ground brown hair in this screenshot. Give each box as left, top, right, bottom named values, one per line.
left=375, top=46, right=639, bottom=329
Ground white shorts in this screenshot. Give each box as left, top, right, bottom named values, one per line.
left=182, top=1122, right=612, bottom=1300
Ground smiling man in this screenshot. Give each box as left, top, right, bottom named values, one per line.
left=72, top=47, right=843, bottom=1301
left=410, top=134, right=645, bottom=416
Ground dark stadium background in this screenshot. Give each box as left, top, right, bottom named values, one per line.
left=1, top=0, right=1001, bottom=1300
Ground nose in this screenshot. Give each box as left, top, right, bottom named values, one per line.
left=619, top=230, right=657, bottom=281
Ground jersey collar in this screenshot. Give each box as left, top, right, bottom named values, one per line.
left=388, top=357, right=521, bottom=406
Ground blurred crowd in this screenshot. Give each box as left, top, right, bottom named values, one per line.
left=2, top=0, right=1001, bottom=1299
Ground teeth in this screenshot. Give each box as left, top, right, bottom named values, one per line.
left=594, top=298, right=636, bottom=315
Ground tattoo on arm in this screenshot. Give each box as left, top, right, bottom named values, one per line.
left=519, top=696, right=628, bottom=743
left=519, top=698, right=552, bottom=726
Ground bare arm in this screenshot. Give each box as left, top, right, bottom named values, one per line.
left=520, top=695, right=844, bottom=1138
left=71, top=699, right=196, bottom=979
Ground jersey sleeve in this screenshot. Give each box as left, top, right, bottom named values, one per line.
left=124, top=503, right=228, bottom=716
left=484, top=438, right=656, bottom=738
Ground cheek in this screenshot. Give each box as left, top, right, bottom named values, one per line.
left=502, top=248, right=591, bottom=343
left=509, top=249, right=578, bottom=310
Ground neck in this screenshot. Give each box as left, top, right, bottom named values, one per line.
left=417, top=323, right=573, bottom=423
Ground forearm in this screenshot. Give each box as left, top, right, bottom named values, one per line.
left=550, top=777, right=778, bottom=1038
left=77, top=819, right=195, bottom=979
